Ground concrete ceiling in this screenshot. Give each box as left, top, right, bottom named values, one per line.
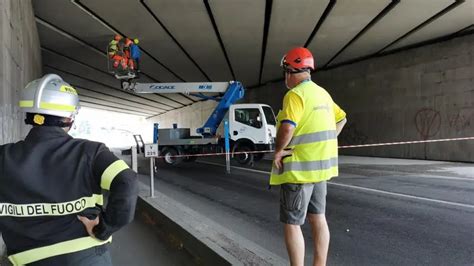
left=32, top=0, right=474, bottom=117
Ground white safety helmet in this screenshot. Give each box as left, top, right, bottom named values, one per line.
left=19, top=74, right=80, bottom=124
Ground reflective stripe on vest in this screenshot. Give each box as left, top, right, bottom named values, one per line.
left=288, top=130, right=337, bottom=146
left=272, top=157, right=338, bottom=174
left=8, top=236, right=112, bottom=266
left=0, top=194, right=103, bottom=217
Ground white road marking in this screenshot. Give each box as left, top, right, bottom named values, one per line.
left=198, top=161, right=271, bottom=175
left=403, top=174, right=473, bottom=181
left=197, top=161, right=474, bottom=210
left=329, top=182, right=474, bottom=210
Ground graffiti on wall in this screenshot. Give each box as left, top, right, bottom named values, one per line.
left=448, top=109, right=473, bottom=132
left=340, top=123, right=368, bottom=145
left=414, top=107, right=473, bottom=139
left=414, top=108, right=441, bottom=140
left=337, top=108, right=471, bottom=147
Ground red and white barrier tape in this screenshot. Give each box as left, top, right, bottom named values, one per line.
left=338, top=136, right=474, bottom=149
left=155, top=149, right=272, bottom=159
left=153, top=136, right=474, bottom=159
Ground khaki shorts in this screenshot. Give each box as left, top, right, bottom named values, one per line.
left=279, top=182, right=327, bottom=225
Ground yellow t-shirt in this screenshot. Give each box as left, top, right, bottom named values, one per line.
left=278, top=90, right=346, bottom=126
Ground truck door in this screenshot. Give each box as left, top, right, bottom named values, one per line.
left=230, top=107, right=266, bottom=143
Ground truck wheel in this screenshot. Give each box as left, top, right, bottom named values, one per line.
left=234, top=145, right=254, bottom=165
left=161, top=147, right=183, bottom=165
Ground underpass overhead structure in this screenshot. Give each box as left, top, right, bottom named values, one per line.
left=332, top=0, right=455, bottom=64
left=307, top=0, right=391, bottom=67
left=32, top=0, right=474, bottom=117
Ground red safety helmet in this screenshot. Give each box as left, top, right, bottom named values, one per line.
left=114, top=34, right=123, bottom=41
left=280, top=47, right=315, bottom=73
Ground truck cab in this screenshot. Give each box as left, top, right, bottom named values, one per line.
left=228, top=104, right=276, bottom=164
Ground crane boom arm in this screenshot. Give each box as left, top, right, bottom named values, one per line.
left=128, top=80, right=244, bottom=137
left=197, top=81, right=244, bottom=136
left=133, top=82, right=229, bottom=94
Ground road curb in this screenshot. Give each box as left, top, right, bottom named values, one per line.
left=0, top=234, right=7, bottom=264
left=0, top=236, right=4, bottom=255
left=136, top=183, right=287, bottom=265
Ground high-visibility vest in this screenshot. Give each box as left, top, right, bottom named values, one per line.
left=108, top=40, right=119, bottom=55
left=270, top=81, right=341, bottom=185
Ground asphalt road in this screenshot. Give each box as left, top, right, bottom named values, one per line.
left=140, top=155, right=474, bottom=266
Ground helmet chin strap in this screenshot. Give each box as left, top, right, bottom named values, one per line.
left=61, top=116, right=75, bottom=128
left=25, top=113, right=74, bottom=127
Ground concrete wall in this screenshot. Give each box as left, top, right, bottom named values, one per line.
left=148, top=100, right=222, bottom=136
left=0, top=0, right=42, bottom=145
left=0, top=0, right=42, bottom=257
left=246, top=34, right=474, bottom=162
left=317, top=34, right=473, bottom=162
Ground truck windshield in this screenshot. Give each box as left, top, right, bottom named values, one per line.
left=262, top=106, right=276, bottom=126
left=235, top=108, right=262, bottom=128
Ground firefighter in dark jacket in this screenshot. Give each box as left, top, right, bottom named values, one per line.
left=0, top=74, right=138, bottom=265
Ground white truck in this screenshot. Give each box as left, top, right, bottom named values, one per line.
left=124, top=80, right=276, bottom=165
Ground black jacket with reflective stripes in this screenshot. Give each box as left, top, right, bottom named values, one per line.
left=0, top=126, right=138, bottom=264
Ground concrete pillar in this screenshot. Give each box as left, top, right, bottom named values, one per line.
left=0, top=0, right=42, bottom=144
left=0, top=0, right=42, bottom=258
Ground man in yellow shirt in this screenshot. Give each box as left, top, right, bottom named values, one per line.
left=272, top=47, right=347, bottom=266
